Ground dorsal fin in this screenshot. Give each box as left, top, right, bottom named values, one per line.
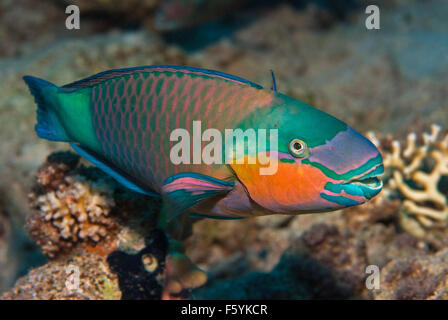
left=63, top=65, right=263, bottom=89
left=270, top=70, right=277, bottom=92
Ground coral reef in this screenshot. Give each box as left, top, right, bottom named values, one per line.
left=367, top=124, right=448, bottom=238
left=1, top=0, right=448, bottom=300
left=194, top=221, right=444, bottom=300
left=1, top=251, right=121, bottom=300
left=36, top=175, right=115, bottom=243
left=2, top=151, right=207, bottom=299
left=27, top=152, right=119, bottom=257
left=2, top=229, right=172, bottom=300
left=373, top=248, right=448, bottom=300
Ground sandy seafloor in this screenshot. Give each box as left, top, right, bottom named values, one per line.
left=0, top=0, right=447, bottom=298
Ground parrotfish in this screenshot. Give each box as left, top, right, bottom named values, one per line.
left=23, top=65, right=383, bottom=227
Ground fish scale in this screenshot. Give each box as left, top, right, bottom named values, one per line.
left=90, top=69, right=273, bottom=192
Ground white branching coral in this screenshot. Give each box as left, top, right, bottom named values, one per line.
left=367, top=124, right=448, bottom=237
left=36, top=175, right=115, bottom=243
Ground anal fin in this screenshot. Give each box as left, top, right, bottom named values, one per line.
left=70, top=143, right=159, bottom=197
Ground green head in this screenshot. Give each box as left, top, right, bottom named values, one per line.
left=230, top=92, right=384, bottom=214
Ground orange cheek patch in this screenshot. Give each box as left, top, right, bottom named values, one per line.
left=230, top=156, right=331, bottom=212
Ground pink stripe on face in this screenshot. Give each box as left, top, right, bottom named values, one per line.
left=322, top=189, right=365, bottom=204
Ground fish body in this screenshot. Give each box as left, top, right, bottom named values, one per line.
left=24, top=65, right=383, bottom=222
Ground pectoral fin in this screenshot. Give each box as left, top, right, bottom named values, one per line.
left=160, top=172, right=235, bottom=224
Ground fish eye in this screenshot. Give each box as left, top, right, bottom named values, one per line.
left=289, top=139, right=308, bottom=158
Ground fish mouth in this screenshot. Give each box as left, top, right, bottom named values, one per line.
left=342, top=168, right=384, bottom=199
left=344, top=163, right=384, bottom=191
left=348, top=176, right=383, bottom=189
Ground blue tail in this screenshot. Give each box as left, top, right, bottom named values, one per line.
left=23, top=76, right=70, bottom=142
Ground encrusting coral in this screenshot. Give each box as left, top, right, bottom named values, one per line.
left=367, top=124, right=448, bottom=238
left=1, top=252, right=122, bottom=300
left=37, top=175, right=115, bottom=242
left=27, top=152, right=118, bottom=257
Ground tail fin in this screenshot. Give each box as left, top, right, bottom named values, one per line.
left=23, top=76, right=70, bottom=142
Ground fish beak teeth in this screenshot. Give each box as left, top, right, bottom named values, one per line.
left=347, top=176, right=383, bottom=189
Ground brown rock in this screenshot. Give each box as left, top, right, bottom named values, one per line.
left=374, top=249, right=448, bottom=300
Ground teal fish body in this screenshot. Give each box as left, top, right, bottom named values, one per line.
left=24, top=65, right=383, bottom=222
